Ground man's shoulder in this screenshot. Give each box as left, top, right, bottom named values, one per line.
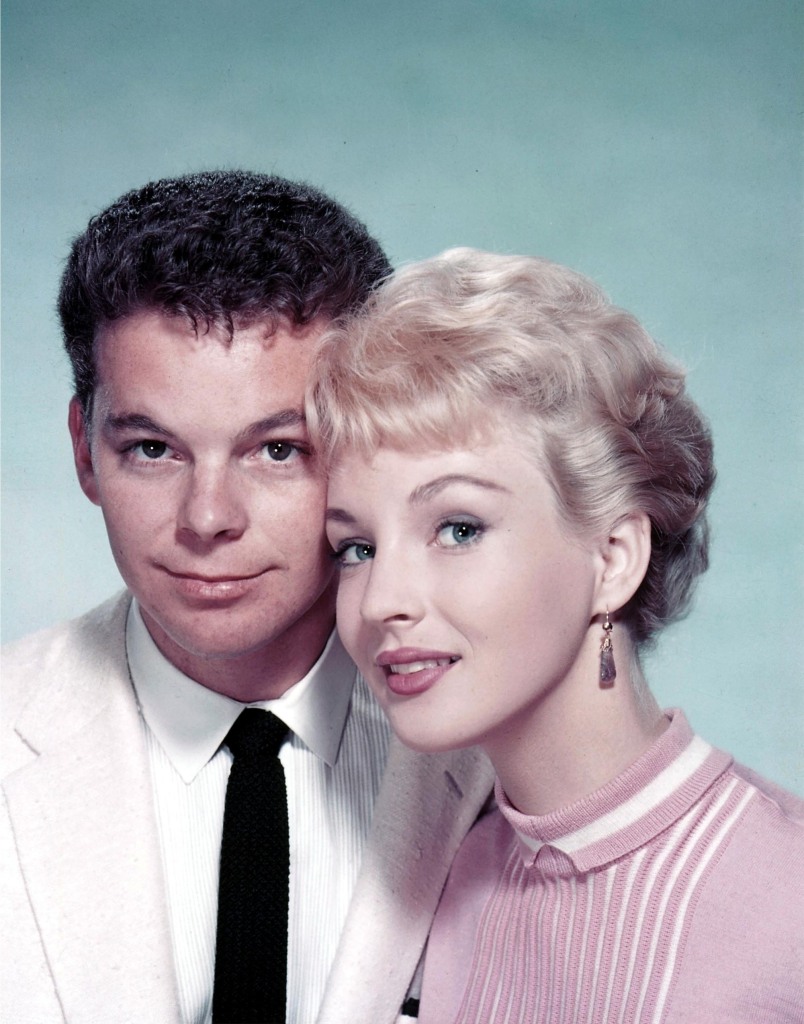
left=1, top=591, right=132, bottom=712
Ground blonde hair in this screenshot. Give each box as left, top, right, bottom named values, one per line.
left=307, top=248, right=715, bottom=647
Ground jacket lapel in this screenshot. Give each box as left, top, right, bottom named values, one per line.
left=317, top=737, right=494, bottom=1024
left=5, top=595, right=181, bottom=1023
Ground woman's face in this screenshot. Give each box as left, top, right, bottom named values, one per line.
left=325, top=426, right=603, bottom=754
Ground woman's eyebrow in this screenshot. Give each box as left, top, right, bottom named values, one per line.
left=325, top=507, right=357, bottom=525
left=325, top=473, right=511, bottom=525
left=409, top=474, right=511, bottom=505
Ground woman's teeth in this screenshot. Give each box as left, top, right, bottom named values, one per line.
left=390, top=658, right=455, bottom=675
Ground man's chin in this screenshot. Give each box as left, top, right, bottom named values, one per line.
left=158, top=625, right=279, bottom=663
left=138, top=605, right=268, bottom=660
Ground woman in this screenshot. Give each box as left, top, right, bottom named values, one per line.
left=306, top=249, right=803, bottom=1022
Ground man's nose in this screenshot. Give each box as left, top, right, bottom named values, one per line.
left=177, top=463, right=248, bottom=543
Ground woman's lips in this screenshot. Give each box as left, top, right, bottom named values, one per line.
left=376, top=648, right=460, bottom=696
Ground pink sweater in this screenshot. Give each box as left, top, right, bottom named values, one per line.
left=419, top=711, right=804, bottom=1023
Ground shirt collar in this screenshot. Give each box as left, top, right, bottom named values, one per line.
left=499, top=709, right=734, bottom=876
left=126, top=601, right=356, bottom=783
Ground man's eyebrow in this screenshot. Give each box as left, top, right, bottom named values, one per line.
left=102, top=409, right=305, bottom=441
left=234, top=410, right=306, bottom=444
left=104, top=413, right=172, bottom=436
left=409, top=474, right=511, bottom=505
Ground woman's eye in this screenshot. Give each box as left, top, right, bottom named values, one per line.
left=262, top=442, right=300, bottom=462
left=131, top=440, right=171, bottom=460
left=436, top=520, right=482, bottom=547
left=335, top=542, right=376, bottom=566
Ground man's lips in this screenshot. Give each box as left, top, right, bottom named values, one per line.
left=160, top=566, right=269, bottom=601
left=162, top=568, right=267, bottom=582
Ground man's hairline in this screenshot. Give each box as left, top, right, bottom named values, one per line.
left=80, top=306, right=335, bottom=435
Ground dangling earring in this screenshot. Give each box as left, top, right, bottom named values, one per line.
left=599, top=609, right=616, bottom=688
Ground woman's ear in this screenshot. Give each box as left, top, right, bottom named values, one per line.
left=594, top=512, right=651, bottom=615
left=68, top=396, right=101, bottom=505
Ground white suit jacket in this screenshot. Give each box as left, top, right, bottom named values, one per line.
left=1, top=592, right=494, bottom=1024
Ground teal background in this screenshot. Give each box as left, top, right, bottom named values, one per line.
left=2, top=1, right=802, bottom=792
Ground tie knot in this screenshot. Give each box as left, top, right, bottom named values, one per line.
left=225, top=708, right=288, bottom=760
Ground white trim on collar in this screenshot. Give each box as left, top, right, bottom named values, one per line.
left=515, top=734, right=713, bottom=858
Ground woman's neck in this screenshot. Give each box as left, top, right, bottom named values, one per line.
left=486, top=646, right=668, bottom=818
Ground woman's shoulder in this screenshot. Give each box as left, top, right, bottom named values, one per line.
left=689, top=750, right=804, bottom=887
left=728, top=760, right=804, bottom=826
left=666, top=758, right=804, bottom=1020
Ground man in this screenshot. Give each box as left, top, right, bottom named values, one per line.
left=1, top=171, right=493, bottom=1024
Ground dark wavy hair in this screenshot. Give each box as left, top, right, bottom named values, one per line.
left=58, top=169, right=391, bottom=414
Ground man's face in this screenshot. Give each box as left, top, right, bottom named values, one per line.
left=69, top=311, right=335, bottom=698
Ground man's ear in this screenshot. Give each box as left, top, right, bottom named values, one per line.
left=594, top=512, right=652, bottom=616
left=68, top=396, right=101, bottom=505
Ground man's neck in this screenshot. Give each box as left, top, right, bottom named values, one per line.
left=139, top=602, right=337, bottom=702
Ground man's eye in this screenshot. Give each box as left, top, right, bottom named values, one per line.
left=132, top=440, right=170, bottom=460
left=262, top=442, right=300, bottom=462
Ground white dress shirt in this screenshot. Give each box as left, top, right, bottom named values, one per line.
left=126, top=601, right=391, bottom=1024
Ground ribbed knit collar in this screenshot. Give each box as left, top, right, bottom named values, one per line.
left=498, top=710, right=733, bottom=876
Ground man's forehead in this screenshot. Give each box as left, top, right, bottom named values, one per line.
left=93, top=311, right=330, bottom=383
left=90, top=311, right=327, bottom=431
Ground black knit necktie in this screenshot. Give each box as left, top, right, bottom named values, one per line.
left=213, top=709, right=289, bottom=1024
